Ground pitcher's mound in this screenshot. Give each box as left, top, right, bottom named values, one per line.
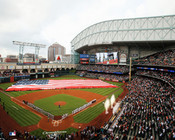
left=54, top=101, right=66, bottom=106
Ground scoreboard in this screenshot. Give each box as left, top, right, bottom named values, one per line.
left=79, top=54, right=96, bottom=64
left=80, top=54, right=89, bottom=64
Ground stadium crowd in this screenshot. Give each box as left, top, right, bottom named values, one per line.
left=76, top=64, right=130, bottom=82
left=0, top=128, right=5, bottom=139
left=77, top=64, right=129, bottom=73
left=76, top=71, right=129, bottom=81
left=110, top=76, right=175, bottom=140
left=133, top=49, right=175, bottom=66
left=0, top=72, right=29, bottom=77
left=136, top=70, right=175, bottom=85
left=86, top=73, right=129, bottom=81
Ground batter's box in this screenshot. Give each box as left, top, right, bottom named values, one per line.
left=52, top=120, right=62, bottom=127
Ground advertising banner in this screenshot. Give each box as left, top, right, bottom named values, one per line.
left=16, top=66, right=22, bottom=69
left=0, top=66, right=6, bottom=69
left=23, top=66, right=29, bottom=69
left=80, top=54, right=89, bottom=58
left=8, top=65, right=15, bottom=69
left=120, top=53, right=127, bottom=63
left=30, top=65, right=35, bottom=69
left=37, top=65, right=41, bottom=69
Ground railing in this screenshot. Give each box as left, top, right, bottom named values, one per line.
left=27, top=103, right=54, bottom=119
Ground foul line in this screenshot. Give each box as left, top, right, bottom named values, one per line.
left=12, top=105, right=19, bottom=110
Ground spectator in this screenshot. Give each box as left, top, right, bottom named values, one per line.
left=133, top=49, right=175, bottom=66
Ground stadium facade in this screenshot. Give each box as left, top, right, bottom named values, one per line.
left=71, top=15, right=175, bottom=64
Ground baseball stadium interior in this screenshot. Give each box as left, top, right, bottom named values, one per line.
left=0, top=15, right=175, bottom=140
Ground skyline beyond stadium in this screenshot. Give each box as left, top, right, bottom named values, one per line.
left=0, top=0, right=175, bottom=58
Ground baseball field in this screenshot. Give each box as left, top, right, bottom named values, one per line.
left=0, top=75, right=126, bottom=138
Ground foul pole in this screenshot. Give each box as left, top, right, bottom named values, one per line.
left=129, top=57, right=132, bottom=82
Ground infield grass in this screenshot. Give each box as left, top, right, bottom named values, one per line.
left=34, top=94, right=87, bottom=116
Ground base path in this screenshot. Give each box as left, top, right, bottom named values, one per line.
left=15, top=89, right=105, bottom=103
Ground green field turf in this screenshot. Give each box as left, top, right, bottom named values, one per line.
left=73, top=87, right=123, bottom=123
left=0, top=92, right=41, bottom=126
left=109, top=87, right=123, bottom=99
left=44, top=75, right=86, bottom=80
left=78, top=88, right=117, bottom=96
left=73, top=102, right=105, bottom=123
left=104, top=81, right=124, bottom=87
left=4, top=90, right=40, bottom=98
left=34, top=94, right=87, bottom=116
left=0, top=82, right=14, bottom=90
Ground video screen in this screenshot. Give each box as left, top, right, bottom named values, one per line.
left=96, top=52, right=118, bottom=64
left=79, top=52, right=118, bottom=64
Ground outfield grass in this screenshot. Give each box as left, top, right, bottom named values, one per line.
left=78, top=88, right=117, bottom=96
left=104, top=81, right=124, bottom=87
left=0, top=83, right=14, bottom=90
left=73, top=87, right=123, bottom=123
left=34, top=94, right=87, bottom=116
left=4, top=90, right=40, bottom=98
left=0, top=92, right=41, bottom=126
left=108, top=87, right=123, bottom=99
left=44, top=75, right=86, bottom=80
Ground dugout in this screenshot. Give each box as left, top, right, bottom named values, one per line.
left=0, top=77, right=10, bottom=83
left=14, top=75, right=30, bottom=81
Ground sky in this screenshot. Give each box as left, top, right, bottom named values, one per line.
left=0, top=0, right=175, bottom=59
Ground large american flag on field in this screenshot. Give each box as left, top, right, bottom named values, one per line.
left=6, top=79, right=118, bottom=91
